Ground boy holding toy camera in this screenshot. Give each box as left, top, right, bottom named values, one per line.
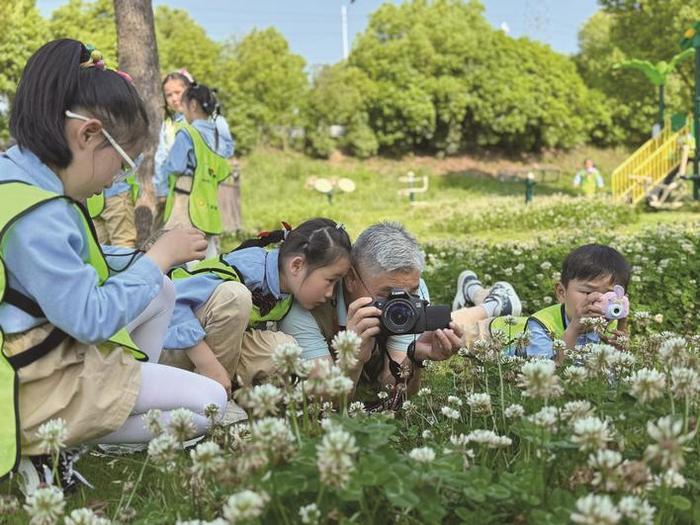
left=480, top=243, right=631, bottom=361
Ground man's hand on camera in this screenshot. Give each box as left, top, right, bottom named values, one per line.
left=414, top=321, right=464, bottom=362
left=346, top=297, right=382, bottom=364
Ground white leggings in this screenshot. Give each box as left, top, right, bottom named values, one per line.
left=99, top=276, right=227, bottom=443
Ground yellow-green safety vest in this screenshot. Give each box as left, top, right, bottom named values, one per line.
left=169, top=256, right=293, bottom=327
left=86, top=175, right=140, bottom=219
left=163, top=123, right=231, bottom=235
left=0, top=181, right=147, bottom=479
left=489, top=304, right=618, bottom=355
left=578, top=172, right=598, bottom=197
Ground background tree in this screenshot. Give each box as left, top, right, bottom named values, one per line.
left=114, top=0, right=162, bottom=239
left=49, top=0, right=117, bottom=59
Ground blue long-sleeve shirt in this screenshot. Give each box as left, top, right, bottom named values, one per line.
left=520, top=315, right=601, bottom=358
left=153, top=114, right=185, bottom=198
left=0, top=146, right=163, bottom=343
left=164, top=247, right=285, bottom=349
left=156, top=116, right=234, bottom=196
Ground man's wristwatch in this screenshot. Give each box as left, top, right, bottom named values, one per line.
left=407, top=341, right=426, bottom=368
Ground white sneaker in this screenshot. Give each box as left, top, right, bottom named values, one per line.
left=452, top=270, right=481, bottom=311
left=16, top=457, right=41, bottom=497
left=482, top=282, right=522, bottom=317
left=222, top=400, right=248, bottom=426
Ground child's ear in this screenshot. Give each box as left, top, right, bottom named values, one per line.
left=75, top=119, right=104, bottom=150
left=554, top=282, right=566, bottom=304
left=288, top=255, right=306, bottom=276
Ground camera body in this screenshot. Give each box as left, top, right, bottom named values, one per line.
left=372, top=289, right=451, bottom=336
left=597, top=285, right=629, bottom=321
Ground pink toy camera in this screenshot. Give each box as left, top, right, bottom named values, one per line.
left=597, top=285, right=629, bottom=321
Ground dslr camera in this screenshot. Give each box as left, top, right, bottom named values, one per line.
left=372, top=289, right=451, bottom=336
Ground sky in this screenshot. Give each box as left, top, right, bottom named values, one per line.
left=36, top=0, right=601, bottom=67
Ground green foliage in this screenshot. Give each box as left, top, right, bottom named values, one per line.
left=215, top=28, right=308, bottom=153
left=155, top=6, right=221, bottom=83
left=0, top=0, right=46, bottom=101
left=576, top=1, right=700, bottom=146
left=48, top=0, right=116, bottom=64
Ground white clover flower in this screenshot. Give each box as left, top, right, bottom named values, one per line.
left=169, top=408, right=197, bottom=442
left=249, top=384, right=283, bottom=417
left=570, top=494, right=621, bottom=525
left=440, top=406, right=460, bottom=420
left=417, top=387, right=432, bottom=397
left=466, top=393, right=492, bottom=414
left=618, top=496, right=655, bottom=525
left=250, top=417, right=297, bottom=460
left=504, top=404, right=525, bottom=419
left=190, top=441, right=224, bottom=479
left=222, top=489, right=269, bottom=524
left=588, top=449, right=622, bottom=470
left=670, top=367, right=700, bottom=399
left=422, top=430, right=434, bottom=440
left=23, top=486, right=65, bottom=525
left=204, top=403, right=220, bottom=421
left=466, top=429, right=512, bottom=448
left=584, top=344, right=617, bottom=375
left=540, top=261, right=552, bottom=271
left=377, top=391, right=389, bottom=400
left=316, top=427, right=358, bottom=488
left=654, top=314, right=664, bottom=323
left=561, top=401, right=594, bottom=424
left=654, top=469, right=686, bottom=488
left=644, top=416, right=694, bottom=470
left=449, top=433, right=469, bottom=447
left=633, top=311, right=651, bottom=323
left=36, top=418, right=67, bottom=455
left=148, top=433, right=179, bottom=471
left=331, top=330, right=362, bottom=371
left=143, top=409, right=163, bottom=437
left=64, top=508, right=111, bottom=525
left=528, top=406, right=559, bottom=431
left=303, top=361, right=354, bottom=399
left=563, top=365, right=588, bottom=386
left=517, top=360, right=563, bottom=400
left=348, top=401, right=366, bottom=417
left=571, top=416, right=613, bottom=452
left=272, top=341, right=303, bottom=376
left=298, top=503, right=321, bottom=525
left=447, top=395, right=463, bottom=406
left=409, top=446, right=436, bottom=463
left=659, top=336, right=688, bottom=367
left=627, top=368, right=665, bottom=403
left=503, top=315, right=518, bottom=326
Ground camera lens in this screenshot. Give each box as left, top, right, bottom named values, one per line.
left=383, top=300, right=415, bottom=334
left=609, top=304, right=622, bottom=318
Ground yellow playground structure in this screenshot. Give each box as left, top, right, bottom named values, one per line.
left=611, top=116, right=694, bottom=207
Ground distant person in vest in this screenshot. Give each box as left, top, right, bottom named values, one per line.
left=459, top=244, right=631, bottom=364
left=161, top=83, right=234, bottom=259
left=153, top=70, right=191, bottom=226
left=573, top=159, right=604, bottom=197
left=279, top=222, right=521, bottom=407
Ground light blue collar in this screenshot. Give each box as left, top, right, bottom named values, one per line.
left=265, top=249, right=286, bottom=299
left=5, top=146, right=65, bottom=194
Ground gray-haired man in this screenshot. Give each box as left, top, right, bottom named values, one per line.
left=278, top=222, right=517, bottom=402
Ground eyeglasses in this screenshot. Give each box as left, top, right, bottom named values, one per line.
left=65, top=110, right=144, bottom=183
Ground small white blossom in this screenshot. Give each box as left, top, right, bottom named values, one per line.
left=528, top=406, right=559, bottom=431
left=248, top=384, right=283, bottom=417
left=298, top=503, right=321, bottom=525
left=466, top=393, right=492, bottom=414
left=618, top=496, right=655, bottom=525
left=571, top=416, right=613, bottom=452
left=222, top=490, right=269, bottom=524
left=23, top=486, right=65, bottom=525
left=316, top=427, right=358, bottom=489
left=570, top=494, right=621, bottom=524
left=332, top=330, right=362, bottom=371
left=517, top=360, right=563, bottom=400
left=36, top=419, right=67, bottom=455
left=627, top=368, right=666, bottom=403
left=670, top=367, right=700, bottom=399
left=148, top=433, right=179, bottom=471
left=561, top=401, right=594, bottom=424
left=64, top=508, right=111, bottom=525
left=409, top=446, right=436, bottom=463
left=169, top=408, right=197, bottom=442
left=190, top=441, right=225, bottom=479
left=658, top=336, right=688, bottom=367
left=441, top=406, right=460, bottom=420
left=143, top=409, right=163, bottom=437
left=272, top=341, right=303, bottom=376
left=504, top=404, right=525, bottom=419
left=447, top=395, right=463, bottom=406
left=466, top=429, right=512, bottom=448
left=563, top=365, right=588, bottom=386
left=644, top=416, right=694, bottom=470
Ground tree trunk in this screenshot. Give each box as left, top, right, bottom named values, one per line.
left=114, top=0, right=162, bottom=244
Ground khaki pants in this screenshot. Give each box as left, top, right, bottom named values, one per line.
left=159, top=281, right=295, bottom=386
left=93, top=192, right=137, bottom=248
